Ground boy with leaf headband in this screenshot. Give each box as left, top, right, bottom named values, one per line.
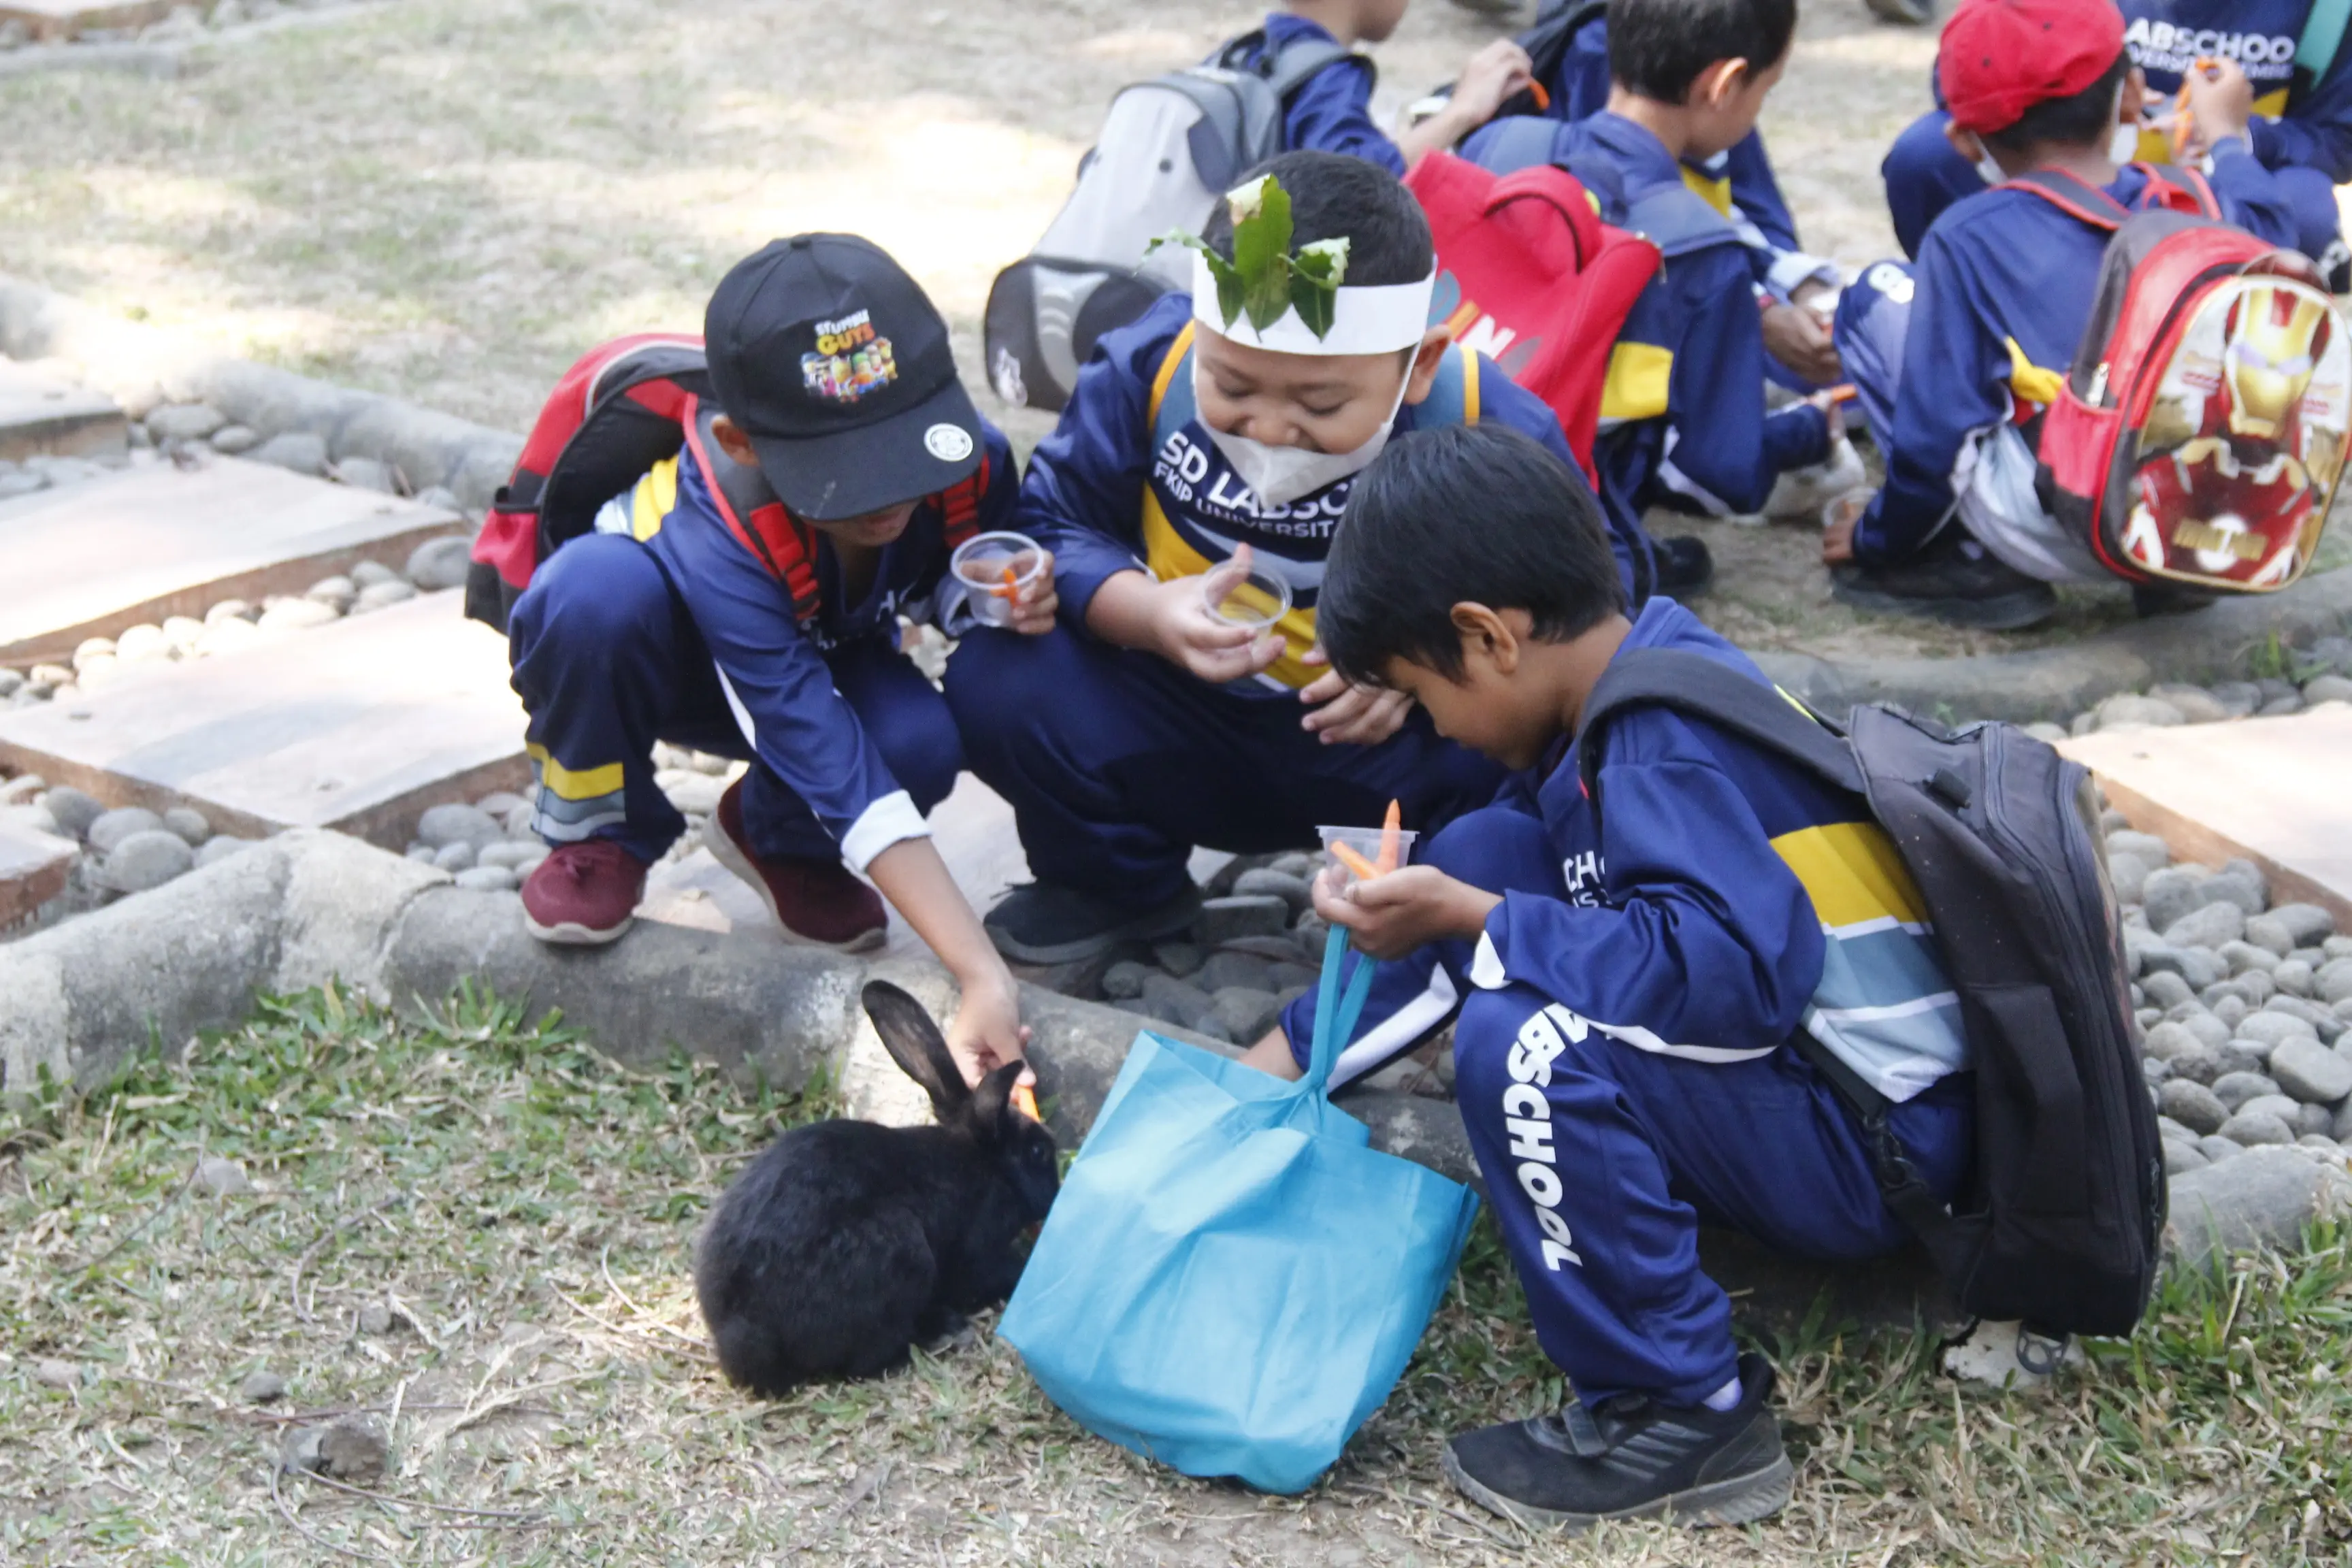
left=947, top=152, right=1611, bottom=964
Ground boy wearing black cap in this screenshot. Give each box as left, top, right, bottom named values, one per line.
left=508, top=235, right=1047, bottom=1083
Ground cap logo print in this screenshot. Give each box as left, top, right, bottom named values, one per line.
left=801, top=306, right=899, bottom=404
left=924, top=423, right=975, bottom=462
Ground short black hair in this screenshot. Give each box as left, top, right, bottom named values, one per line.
left=1607, top=0, right=1797, bottom=103
left=1980, top=50, right=2130, bottom=155
left=1200, top=149, right=1433, bottom=287
left=1320, top=425, right=1626, bottom=686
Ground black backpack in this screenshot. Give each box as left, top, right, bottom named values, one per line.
left=1575, top=649, right=2163, bottom=1340
left=981, top=29, right=1358, bottom=414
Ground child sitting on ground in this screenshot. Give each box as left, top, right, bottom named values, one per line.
left=1825, top=0, right=2298, bottom=629
left=1237, top=422, right=1974, bottom=1532
left=1458, top=0, right=1839, bottom=593
left=507, top=235, right=1047, bottom=1085
left=1227, top=0, right=1541, bottom=173
left=948, top=151, right=1610, bottom=965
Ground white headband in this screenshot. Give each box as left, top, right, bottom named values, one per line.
left=1191, top=252, right=1435, bottom=356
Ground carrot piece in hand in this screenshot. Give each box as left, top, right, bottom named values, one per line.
left=1376, top=799, right=1403, bottom=875
left=1330, top=842, right=1381, bottom=881
left=1011, top=1082, right=1041, bottom=1122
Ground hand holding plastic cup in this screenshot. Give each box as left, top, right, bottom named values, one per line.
left=951, top=532, right=1045, bottom=628
left=1199, top=552, right=1293, bottom=632
left=1318, top=801, right=1416, bottom=895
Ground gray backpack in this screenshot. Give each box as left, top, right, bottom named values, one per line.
left=983, top=29, right=1360, bottom=414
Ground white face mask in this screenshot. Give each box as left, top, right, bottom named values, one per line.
left=1972, top=136, right=2008, bottom=188
left=1198, top=362, right=1413, bottom=509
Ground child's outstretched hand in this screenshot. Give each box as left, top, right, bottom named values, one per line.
left=1006, top=547, right=1059, bottom=636
left=2180, top=57, right=2255, bottom=154
left=1148, top=546, right=1287, bottom=684
left=1313, top=864, right=1501, bottom=961
left=1297, top=645, right=1412, bottom=746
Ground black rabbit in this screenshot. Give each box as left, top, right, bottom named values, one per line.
left=694, top=981, right=1060, bottom=1394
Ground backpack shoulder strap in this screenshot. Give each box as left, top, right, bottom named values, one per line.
left=1260, top=35, right=1362, bottom=101
left=1469, top=113, right=1567, bottom=175
left=1147, top=320, right=1200, bottom=448
left=2300, top=0, right=2352, bottom=95
left=684, top=401, right=823, bottom=623
left=935, top=451, right=992, bottom=549
left=1572, top=647, right=1861, bottom=804
left=1409, top=344, right=1481, bottom=429
left=1999, top=168, right=2132, bottom=231
left=2129, top=161, right=2221, bottom=219
left=1622, top=180, right=1744, bottom=258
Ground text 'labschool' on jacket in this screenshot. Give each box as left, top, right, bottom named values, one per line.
left=1015, top=291, right=1589, bottom=691
left=2117, top=1, right=2352, bottom=180
left=576, top=416, right=1017, bottom=858
left=1462, top=112, right=1831, bottom=518
left=1327, top=598, right=1968, bottom=1102
left=1859, top=149, right=2300, bottom=561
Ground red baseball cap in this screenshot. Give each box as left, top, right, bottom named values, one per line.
left=1938, top=0, right=2125, bottom=135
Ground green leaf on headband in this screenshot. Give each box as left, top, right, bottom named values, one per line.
left=1288, top=238, right=1349, bottom=339
left=1228, top=176, right=1295, bottom=333
left=1152, top=176, right=1341, bottom=340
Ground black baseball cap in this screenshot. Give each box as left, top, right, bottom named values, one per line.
left=704, top=234, right=983, bottom=521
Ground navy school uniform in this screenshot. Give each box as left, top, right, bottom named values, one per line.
left=1224, top=14, right=1403, bottom=175
left=1535, top=4, right=1840, bottom=310
left=506, top=418, right=1017, bottom=870
left=1840, top=151, right=2298, bottom=566
left=1281, top=598, right=1972, bottom=1404
left=1460, top=111, right=1833, bottom=519
left=1882, top=1, right=2352, bottom=265
left=945, top=291, right=1604, bottom=911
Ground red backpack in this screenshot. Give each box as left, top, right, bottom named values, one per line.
left=465, top=334, right=990, bottom=633
left=1403, top=150, right=1664, bottom=474
left=2023, top=165, right=2349, bottom=593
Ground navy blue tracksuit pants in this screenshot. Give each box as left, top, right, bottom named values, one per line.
left=506, top=533, right=961, bottom=866
left=1299, top=804, right=1974, bottom=1406
left=943, top=624, right=1505, bottom=911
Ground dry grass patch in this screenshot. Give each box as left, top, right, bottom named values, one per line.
left=3, top=985, right=2349, bottom=1565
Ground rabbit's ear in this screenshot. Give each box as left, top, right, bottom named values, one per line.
left=862, top=981, right=967, bottom=1118
left=970, top=1061, right=1027, bottom=1145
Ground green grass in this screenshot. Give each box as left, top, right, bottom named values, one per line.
left=4, top=987, right=2349, bottom=1565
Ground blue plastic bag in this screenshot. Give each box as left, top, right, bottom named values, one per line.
left=1000, top=928, right=1481, bottom=1494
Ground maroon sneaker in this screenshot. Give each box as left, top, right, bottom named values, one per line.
left=708, top=779, right=888, bottom=952
left=520, top=839, right=649, bottom=945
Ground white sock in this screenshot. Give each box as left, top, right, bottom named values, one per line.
left=1701, top=1374, right=1744, bottom=1411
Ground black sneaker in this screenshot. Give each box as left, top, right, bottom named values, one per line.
left=1654, top=535, right=1714, bottom=597
left=1830, top=529, right=2057, bottom=630
left=2131, top=581, right=2217, bottom=618
left=1443, top=1352, right=1793, bottom=1533
left=983, top=881, right=1203, bottom=964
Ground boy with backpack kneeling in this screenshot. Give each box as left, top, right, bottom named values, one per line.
left=493, top=235, right=1047, bottom=1086
left=1825, top=0, right=2307, bottom=628
left=1237, top=423, right=1976, bottom=1529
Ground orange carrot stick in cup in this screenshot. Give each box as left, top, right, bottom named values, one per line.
left=1376, top=799, right=1403, bottom=875
left=1330, top=841, right=1382, bottom=881
left=991, top=564, right=1019, bottom=600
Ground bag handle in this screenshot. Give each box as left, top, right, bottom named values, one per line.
left=1302, top=924, right=1377, bottom=1094
left=1482, top=167, right=1603, bottom=266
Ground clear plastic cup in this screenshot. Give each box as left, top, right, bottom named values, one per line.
left=951, top=532, right=1045, bottom=628
left=1200, top=557, right=1292, bottom=630
left=1318, top=823, right=1419, bottom=891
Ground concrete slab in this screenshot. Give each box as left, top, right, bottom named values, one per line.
left=0, top=819, right=76, bottom=926
left=2059, top=704, right=2352, bottom=928
left=0, top=452, right=463, bottom=667
left=0, top=0, right=173, bottom=42
left=0, top=358, right=125, bottom=463
left=0, top=590, right=527, bottom=848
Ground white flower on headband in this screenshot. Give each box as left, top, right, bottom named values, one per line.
left=1152, top=174, right=1351, bottom=339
